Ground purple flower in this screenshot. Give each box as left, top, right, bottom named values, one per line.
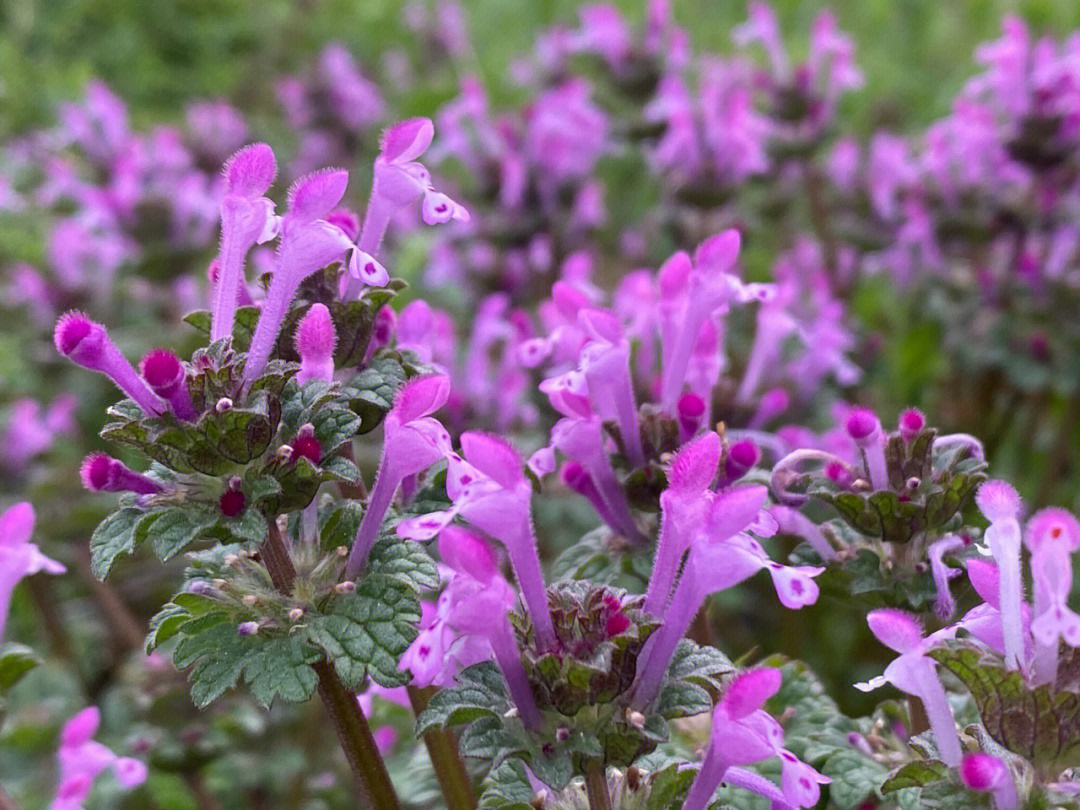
left=976, top=480, right=1026, bottom=671
left=398, top=432, right=556, bottom=651
left=243, top=168, right=354, bottom=384
left=55, top=311, right=166, bottom=416
left=210, top=143, right=278, bottom=342
left=633, top=483, right=820, bottom=709
left=401, top=527, right=542, bottom=727
left=52, top=706, right=147, bottom=810
left=859, top=609, right=962, bottom=767
left=140, top=349, right=197, bottom=420
left=345, top=375, right=453, bottom=577
left=0, top=503, right=65, bottom=641
left=1025, top=508, right=1080, bottom=684
left=342, top=118, right=467, bottom=299
left=959, top=753, right=1018, bottom=810
left=682, top=668, right=827, bottom=810
left=80, top=453, right=164, bottom=496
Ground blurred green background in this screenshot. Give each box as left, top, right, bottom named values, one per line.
left=5, top=0, right=1080, bottom=139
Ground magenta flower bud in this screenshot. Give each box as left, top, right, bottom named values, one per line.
left=898, top=407, right=925, bottom=443
left=845, top=407, right=887, bottom=491
left=55, top=311, right=165, bottom=416
left=294, top=303, right=337, bottom=385
left=292, top=424, right=322, bottom=464
left=220, top=485, right=246, bottom=518
left=141, top=349, right=197, bottom=420
left=724, top=440, right=760, bottom=484
left=959, top=753, right=1017, bottom=810
left=676, top=392, right=706, bottom=442
left=80, top=453, right=163, bottom=495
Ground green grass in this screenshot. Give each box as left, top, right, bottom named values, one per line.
left=4, top=0, right=1080, bottom=139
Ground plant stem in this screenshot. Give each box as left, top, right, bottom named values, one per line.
left=25, top=575, right=74, bottom=662
left=260, top=520, right=401, bottom=810
left=73, top=546, right=146, bottom=652
left=908, top=696, right=930, bottom=735
left=407, top=686, right=477, bottom=810
left=584, top=763, right=612, bottom=810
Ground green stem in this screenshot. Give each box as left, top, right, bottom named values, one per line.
left=408, top=685, right=477, bottom=810
left=584, top=763, right=612, bottom=810
left=260, top=521, right=401, bottom=810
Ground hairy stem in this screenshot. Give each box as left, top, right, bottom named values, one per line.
left=260, top=521, right=401, bottom=810
left=407, top=686, right=477, bottom=810
left=584, top=763, right=612, bottom=810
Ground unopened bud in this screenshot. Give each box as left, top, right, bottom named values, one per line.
left=237, top=621, right=259, bottom=636
left=289, top=607, right=305, bottom=622
left=626, top=709, right=645, bottom=729
left=241, top=595, right=257, bottom=607
left=334, top=581, right=356, bottom=594
left=215, top=397, right=233, bottom=413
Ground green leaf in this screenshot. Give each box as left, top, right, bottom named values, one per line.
left=929, top=639, right=1080, bottom=769
left=313, top=405, right=361, bottom=453
left=146, top=602, right=193, bottom=653
left=478, top=760, right=535, bottom=810
left=174, top=619, right=257, bottom=708
left=148, top=505, right=221, bottom=561
left=306, top=574, right=420, bottom=689
left=0, top=643, right=40, bottom=692
left=345, top=354, right=407, bottom=434
left=822, top=749, right=888, bottom=809
left=416, top=662, right=509, bottom=735
left=242, top=636, right=320, bottom=707
left=90, top=507, right=145, bottom=579
left=320, top=501, right=363, bottom=552
left=366, top=536, right=440, bottom=592
left=881, top=760, right=951, bottom=793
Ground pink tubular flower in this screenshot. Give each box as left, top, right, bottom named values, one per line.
left=658, top=231, right=772, bottom=411
left=538, top=370, right=642, bottom=542
left=294, top=303, right=338, bottom=385
left=976, top=480, right=1025, bottom=671
left=140, top=349, right=196, bottom=420
left=1025, top=508, right=1080, bottom=684
left=860, top=609, right=962, bottom=767
left=80, top=453, right=163, bottom=496
left=52, top=706, right=148, bottom=810
left=634, top=484, right=820, bottom=709
left=0, top=503, right=65, bottom=640
left=342, top=118, right=466, bottom=299
left=55, top=311, right=166, bottom=416
left=345, top=375, right=453, bottom=578
left=210, top=143, right=278, bottom=342
left=643, top=432, right=723, bottom=615
left=578, top=308, right=643, bottom=467
left=682, top=668, right=827, bottom=810
left=243, top=169, right=354, bottom=384
left=397, top=432, right=556, bottom=651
